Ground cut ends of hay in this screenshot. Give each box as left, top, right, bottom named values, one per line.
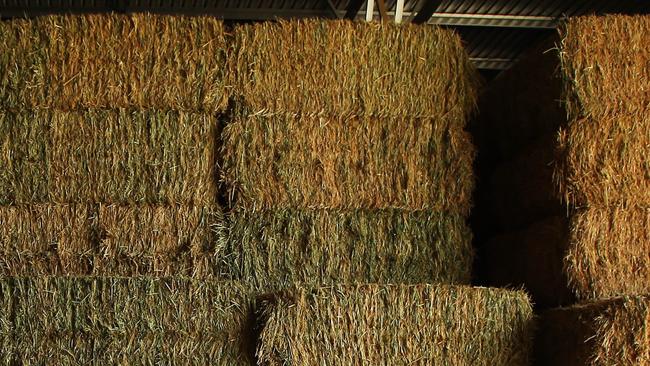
left=258, top=284, right=533, bottom=366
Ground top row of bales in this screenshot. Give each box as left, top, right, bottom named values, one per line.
left=0, top=15, right=479, bottom=211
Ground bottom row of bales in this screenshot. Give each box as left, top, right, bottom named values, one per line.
left=1, top=277, right=647, bottom=365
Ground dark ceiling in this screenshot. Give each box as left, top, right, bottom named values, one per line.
left=1, top=0, right=649, bottom=73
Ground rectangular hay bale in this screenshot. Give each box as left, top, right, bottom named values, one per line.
left=0, top=277, right=254, bottom=365
left=222, top=112, right=474, bottom=212
left=258, top=284, right=534, bottom=366
left=229, top=19, right=478, bottom=118
left=222, top=209, right=473, bottom=290
left=0, top=14, right=228, bottom=111
left=49, top=109, right=218, bottom=204
left=535, top=295, right=650, bottom=366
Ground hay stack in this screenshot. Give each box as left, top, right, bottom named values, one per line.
left=49, top=109, right=218, bottom=204
left=222, top=209, right=473, bottom=290
left=0, top=204, right=224, bottom=277
left=535, top=295, right=650, bottom=365
left=258, top=284, right=534, bottom=365
left=0, top=277, right=254, bottom=364
left=224, top=20, right=478, bottom=211
left=476, top=15, right=650, bottom=305
left=0, top=14, right=228, bottom=111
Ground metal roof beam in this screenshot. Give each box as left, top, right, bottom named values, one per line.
left=427, top=13, right=558, bottom=29
left=470, top=57, right=514, bottom=70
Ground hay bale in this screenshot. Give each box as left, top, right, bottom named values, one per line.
left=258, top=284, right=534, bottom=365
left=229, top=19, right=478, bottom=118
left=222, top=111, right=475, bottom=212
left=0, top=111, right=49, bottom=204
left=96, top=204, right=222, bottom=277
left=49, top=109, right=218, bottom=204
left=0, top=277, right=254, bottom=365
left=222, top=209, right=473, bottom=290
left=566, top=207, right=650, bottom=300
left=535, top=295, right=650, bottom=365
left=0, top=205, right=94, bottom=275
left=484, top=207, right=650, bottom=304
left=0, top=14, right=228, bottom=111
left=483, top=216, right=573, bottom=308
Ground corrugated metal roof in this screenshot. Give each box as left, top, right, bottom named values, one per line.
left=1, top=0, right=649, bottom=71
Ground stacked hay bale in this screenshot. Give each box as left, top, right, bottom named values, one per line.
left=0, top=15, right=255, bottom=364
left=474, top=15, right=650, bottom=364
left=224, top=20, right=534, bottom=364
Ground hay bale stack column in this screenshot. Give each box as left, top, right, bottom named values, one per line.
left=223, top=20, right=478, bottom=289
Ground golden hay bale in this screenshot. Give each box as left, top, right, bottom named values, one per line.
left=483, top=216, right=573, bottom=308
left=565, top=207, right=650, bottom=300
left=222, top=111, right=474, bottom=212
left=0, top=111, right=49, bottom=204
left=0, top=14, right=228, bottom=111
left=536, top=295, right=650, bottom=365
left=484, top=208, right=650, bottom=304
left=222, top=209, right=473, bottom=290
left=229, top=19, right=478, bottom=118
left=0, top=277, right=254, bottom=365
left=0, top=205, right=94, bottom=275
left=96, top=204, right=222, bottom=277
left=258, top=284, right=534, bottom=365
left=476, top=15, right=650, bottom=207
left=49, top=109, right=218, bottom=204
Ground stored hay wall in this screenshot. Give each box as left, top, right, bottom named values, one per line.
left=0, top=277, right=254, bottom=365
left=0, top=14, right=228, bottom=111
left=535, top=296, right=650, bottom=366
left=0, top=205, right=224, bottom=277
left=0, top=111, right=49, bottom=204
left=228, top=20, right=478, bottom=118
left=222, top=111, right=475, bottom=212
left=50, top=109, right=218, bottom=204
left=258, top=284, right=534, bottom=366
left=223, top=209, right=473, bottom=290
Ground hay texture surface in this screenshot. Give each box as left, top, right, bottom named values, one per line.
left=258, top=284, right=533, bottom=365
left=229, top=20, right=478, bottom=118
left=49, top=109, right=217, bottom=204
left=0, top=111, right=49, bottom=204
left=0, top=14, right=228, bottom=111
left=0, top=204, right=223, bottom=277
left=536, top=295, right=650, bottom=366
left=0, top=277, right=253, bottom=365
left=223, top=209, right=472, bottom=290
left=222, top=112, right=474, bottom=212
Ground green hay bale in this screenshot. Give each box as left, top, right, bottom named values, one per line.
left=0, top=14, right=228, bottom=111
left=0, top=111, right=49, bottom=204
left=258, top=284, right=534, bottom=365
left=536, top=295, right=650, bottom=365
left=49, top=109, right=218, bottom=204
left=0, top=277, right=254, bottom=365
left=222, top=111, right=475, bottom=212
left=484, top=207, right=650, bottom=304
left=222, top=209, right=473, bottom=290
left=484, top=216, right=573, bottom=308
left=96, top=204, right=223, bottom=277
left=0, top=205, right=94, bottom=275
left=229, top=19, right=478, bottom=118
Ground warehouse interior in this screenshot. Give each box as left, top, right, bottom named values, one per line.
left=0, top=1, right=649, bottom=365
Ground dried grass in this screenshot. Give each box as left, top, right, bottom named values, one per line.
left=536, top=295, right=650, bottom=365
left=222, top=111, right=475, bottom=212
left=222, top=209, right=473, bottom=290
left=0, top=277, right=254, bottom=365
left=0, top=14, right=228, bottom=111
left=0, top=204, right=224, bottom=277
left=0, top=111, right=49, bottom=204
left=258, top=284, right=534, bottom=365
left=49, top=109, right=218, bottom=204
left=228, top=19, right=478, bottom=118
